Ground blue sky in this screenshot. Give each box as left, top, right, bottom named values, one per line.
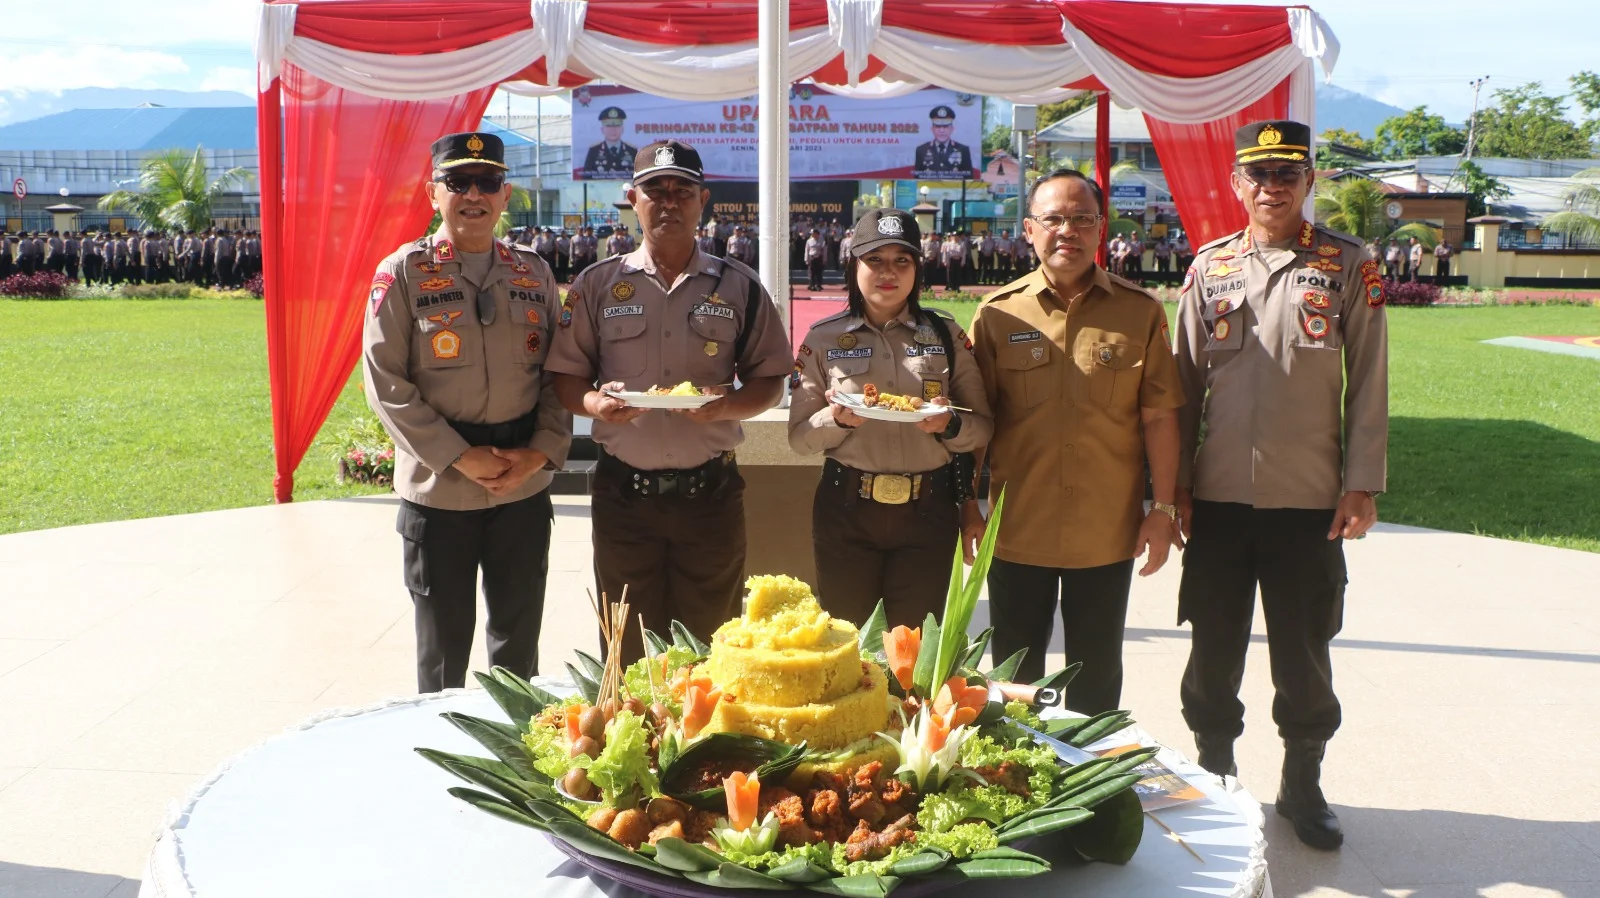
left=1, top=0, right=1594, bottom=125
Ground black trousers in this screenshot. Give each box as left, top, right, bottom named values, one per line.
left=1179, top=500, right=1346, bottom=741
left=591, top=456, right=746, bottom=666
left=807, top=258, right=825, bottom=289
left=987, top=556, right=1136, bottom=715
left=397, top=490, right=554, bottom=693
left=811, top=468, right=958, bottom=630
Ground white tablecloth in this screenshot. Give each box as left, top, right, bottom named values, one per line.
left=140, top=682, right=1270, bottom=898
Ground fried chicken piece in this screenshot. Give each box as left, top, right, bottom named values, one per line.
left=778, top=820, right=821, bottom=848
left=805, top=788, right=853, bottom=843
left=761, top=788, right=807, bottom=828
left=879, top=776, right=916, bottom=820
left=975, top=760, right=1032, bottom=798
left=848, top=791, right=887, bottom=827
left=812, top=771, right=850, bottom=794
left=647, top=819, right=686, bottom=845
left=844, top=815, right=918, bottom=863
left=862, top=383, right=881, bottom=407
left=685, top=809, right=720, bottom=845
left=852, top=761, right=884, bottom=792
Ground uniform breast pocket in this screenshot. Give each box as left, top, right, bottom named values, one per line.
left=414, top=306, right=473, bottom=369
left=911, top=351, right=951, bottom=402
left=688, top=309, right=738, bottom=380
left=1086, top=341, right=1144, bottom=407
left=1205, top=307, right=1245, bottom=352
left=1293, top=299, right=1343, bottom=350
left=826, top=357, right=873, bottom=394
left=996, top=343, right=1056, bottom=409
left=598, top=309, right=649, bottom=377
left=509, top=299, right=550, bottom=367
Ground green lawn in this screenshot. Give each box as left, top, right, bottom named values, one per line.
left=0, top=299, right=386, bottom=535
left=3, top=298, right=1599, bottom=553
left=929, top=299, right=1600, bottom=554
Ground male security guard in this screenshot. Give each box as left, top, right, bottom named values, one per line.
left=1173, top=120, right=1388, bottom=850
left=547, top=140, right=791, bottom=664
left=965, top=169, right=1185, bottom=715
left=364, top=131, right=571, bottom=693
left=583, top=107, right=638, bottom=179
left=912, top=105, right=974, bottom=177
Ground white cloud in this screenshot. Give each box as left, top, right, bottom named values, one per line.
left=199, top=66, right=257, bottom=95
left=0, top=46, right=189, bottom=93
left=4, top=0, right=257, bottom=50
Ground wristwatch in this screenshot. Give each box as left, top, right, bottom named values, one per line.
left=1150, top=501, right=1178, bottom=521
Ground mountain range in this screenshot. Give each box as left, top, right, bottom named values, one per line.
left=0, top=83, right=1410, bottom=137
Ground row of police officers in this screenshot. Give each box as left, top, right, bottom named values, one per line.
left=365, top=121, right=1386, bottom=852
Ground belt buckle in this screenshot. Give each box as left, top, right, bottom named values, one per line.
left=657, top=473, right=679, bottom=496
left=871, top=474, right=912, bottom=505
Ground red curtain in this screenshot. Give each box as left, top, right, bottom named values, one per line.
left=1058, top=1, right=1291, bottom=77
left=583, top=0, right=830, bottom=44
left=290, top=0, right=532, bottom=52
left=265, top=63, right=494, bottom=502
left=1143, top=78, right=1291, bottom=248
left=882, top=0, right=1068, bottom=43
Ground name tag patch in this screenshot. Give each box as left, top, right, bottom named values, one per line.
left=603, top=304, right=644, bottom=319
left=1204, top=278, right=1244, bottom=299
left=1008, top=330, right=1043, bottom=344
left=827, top=347, right=873, bottom=360
left=510, top=289, right=545, bottom=305
left=692, top=303, right=736, bottom=320
left=415, top=290, right=465, bottom=309
left=905, top=345, right=947, bottom=356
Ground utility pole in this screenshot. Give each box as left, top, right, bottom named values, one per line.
left=1463, top=75, right=1489, bottom=160
left=535, top=95, right=544, bottom=227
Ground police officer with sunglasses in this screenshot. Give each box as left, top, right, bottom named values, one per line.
left=363, top=131, right=572, bottom=693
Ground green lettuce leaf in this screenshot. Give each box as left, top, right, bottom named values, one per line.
left=586, top=710, right=660, bottom=803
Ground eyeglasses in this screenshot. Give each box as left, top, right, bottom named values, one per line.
left=1238, top=165, right=1309, bottom=187
left=433, top=172, right=506, bottom=195
left=1028, top=212, right=1102, bottom=233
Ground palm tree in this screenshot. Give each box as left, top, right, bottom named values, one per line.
left=1540, top=167, right=1600, bottom=245
left=1313, top=176, right=1439, bottom=247
left=97, top=146, right=250, bottom=232
left=1003, top=156, right=1142, bottom=219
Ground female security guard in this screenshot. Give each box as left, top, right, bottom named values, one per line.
left=788, top=208, right=993, bottom=628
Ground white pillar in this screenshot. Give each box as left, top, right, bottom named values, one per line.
left=758, top=0, right=790, bottom=332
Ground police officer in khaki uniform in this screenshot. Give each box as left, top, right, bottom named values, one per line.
left=966, top=169, right=1186, bottom=714
left=547, top=140, right=792, bottom=664
left=364, top=131, right=572, bottom=693
left=1173, top=120, right=1388, bottom=851
left=789, top=208, right=992, bottom=628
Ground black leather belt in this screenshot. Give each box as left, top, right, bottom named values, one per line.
left=446, top=407, right=539, bottom=449
left=824, top=459, right=950, bottom=505
left=600, top=450, right=736, bottom=499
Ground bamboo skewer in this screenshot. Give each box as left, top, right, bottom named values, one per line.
left=1146, top=810, right=1205, bottom=863
left=587, top=585, right=631, bottom=708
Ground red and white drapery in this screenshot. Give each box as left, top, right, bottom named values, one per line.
left=255, top=0, right=1337, bottom=501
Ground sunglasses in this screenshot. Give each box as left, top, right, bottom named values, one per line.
left=1239, top=165, right=1309, bottom=187
left=433, top=172, right=506, bottom=195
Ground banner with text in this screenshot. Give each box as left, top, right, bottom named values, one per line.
left=571, top=85, right=982, bottom=182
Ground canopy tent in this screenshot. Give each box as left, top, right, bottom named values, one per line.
left=254, top=0, right=1338, bottom=501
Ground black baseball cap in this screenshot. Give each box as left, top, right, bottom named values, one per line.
left=850, top=208, right=920, bottom=255
left=430, top=132, right=507, bottom=171
left=633, top=140, right=704, bottom=184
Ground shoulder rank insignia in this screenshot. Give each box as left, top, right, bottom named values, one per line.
left=511, top=261, right=532, bottom=274
left=495, top=242, right=514, bottom=263
left=1298, top=222, right=1315, bottom=249
left=1210, top=250, right=1237, bottom=262
left=1307, top=259, right=1342, bottom=273
left=1316, top=244, right=1342, bottom=258
left=418, top=276, right=454, bottom=291
left=511, top=277, right=542, bottom=289
left=434, top=239, right=455, bottom=262
left=1205, top=261, right=1242, bottom=279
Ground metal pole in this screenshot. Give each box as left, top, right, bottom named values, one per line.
left=1015, top=131, right=1025, bottom=239
left=535, top=95, right=544, bottom=227
left=1464, top=75, right=1488, bottom=160
left=758, top=0, right=790, bottom=333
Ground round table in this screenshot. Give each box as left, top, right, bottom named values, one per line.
left=140, top=681, right=1271, bottom=898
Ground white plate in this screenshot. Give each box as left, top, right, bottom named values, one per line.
left=832, top=392, right=950, bottom=423
left=604, top=390, right=719, bottom=409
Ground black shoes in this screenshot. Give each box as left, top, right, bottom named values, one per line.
left=1276, top=738, right=1343, bottom=850
left=1193, top=732, right=1238, bottom=778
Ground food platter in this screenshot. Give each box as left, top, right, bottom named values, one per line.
left=832, top=392, right=951, bottom=423
left=606, top=390, right=720, bottom=410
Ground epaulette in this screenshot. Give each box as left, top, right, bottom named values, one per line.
left=810, top=307, right=855, bottom=330
left=718, top=254, right=759, bottom=282
left=1195, top=229, right=1245, bottom=255
left=924, top=306, right=956, bottom=320
left=978, top=276, right=1036, bottom=307
left=1312, top=224, right=1364, bottom=248
left=1105, top=270, right=1161, bottom=303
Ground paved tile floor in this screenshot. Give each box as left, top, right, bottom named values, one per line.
left=1, top=496, right=1597, bottom=897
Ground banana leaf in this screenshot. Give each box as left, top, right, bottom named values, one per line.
left=525, top=797, right=588, bottom=825
left=564, top=662, right=601, bottom=704
left=651, top=837, right=727, bottom=873
left=489, top=666, right=564, bottom=711
left=1053, top=772, right=1141, bottom=810
left=996, top=806, right=1094, bottom=842
left=984, top=648, right=1027, bottom=684
left=446, top=786, right=547, bottom=831
left=473, top=670, right=544, bottom=729
left=951, top=844, right=1049, bottom=878
left=804, top=873, right=900, bottom=897
left=1032, top=662, right=1081, bottom=692
left=1054, top=756, right=1119, bottom=792
left=574, top=650, right=606, bottom=685
left=661, top=734, right=809, bottom=808
left=887, top=848, right=950, bottom=876
left=670, top=620, right=712, bottom=657
left=543, top=815, right=682, bottom=877
left=1100, top=746, right=1161, bottom=778
left=683, top=863, right=794, bottom=890
left=1070, top=713, right=1135, bottom=748
left=1066, top=786, right=1144, bottom=864
left=415, top=748, right=553, bottom=808
left=642, top=627, right=674, bottom=659
left=857, top=600, right=889, bottom=657
left=911, top=612, right=941, bottom=695
left=440, top=711, right=542, bottom=781
left=958, top=627, right=994, bottom=671
left=767, top=856, right=833, bottom=883
left=930, top=491, right=1005, bottom=692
